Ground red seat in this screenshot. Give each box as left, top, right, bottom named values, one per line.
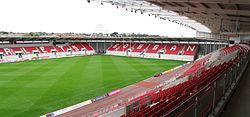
left=22, top=47, right=39, bottom=54
left=81, top=43, right=94, bottom=51
left=146, top=44, right=165, bottom=53
left=37, top=46, right=55, bottom=53
left=69, top=43, right=85, bottom=52
left=117, top=43, right=133, bottom=51
left=107, top=43, right=122, bottom=51
left=11, top=47, right=23, bottom=54
left=165, top=44, right=185, bottom=55
left=56, top=46, right=72, bottom=52
left=0, top=48, right=14, bottom=56
left=132, top=43, right=148, bottom=53
left=0, top=48, right=6, bottom=55
left=183, top=44, right=198, bottom=55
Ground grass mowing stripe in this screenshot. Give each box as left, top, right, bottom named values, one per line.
left=102, top=55, right=134, bottom=91
left=124, top=57, right=158, bottom=77
left=0, top=58, right=72, bottom=117
left=0, top=59, right=58, bottom=102
left=111, top=56, right=144, bottom=85
left=25, top=57, right=92, bottom=116
left=0, top=55, right=186, bottom=117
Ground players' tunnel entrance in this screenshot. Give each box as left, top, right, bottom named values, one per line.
left=16, top=53, right=23, bottom=58
left=0, top=54, right=3, bottom=59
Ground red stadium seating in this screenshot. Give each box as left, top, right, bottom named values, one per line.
left=165, top=44, right=185, bottom=55
left=54, top=46, right=65, bottom=52
left=0, top=43, right=95, bottom=56
left=107, top=43, right=198, bottom=57
left=54, top=45, right=71, bottom=52
left=181, top=54, right=210, bottom=77
left=107, top=43, right=122, bottom=51
left=117, top=43, right=133, bottom=51
left=146, top=44, right=165, bottom=53
left=123, top=61, right=234, bottom=117
left=132, top=43, right=148, bottom=53
left=121, top=44, right=248, bottom=117
left=81, top=43, right=94, bottom=51
left=0, top=48, right=6, bottom=55
left=0, top=48, right=14, bottom=56
left=22, top=47, right=39, bottom=54
left=11, top=47, right=23, bottom=54
left=183, top=44, right=198, bottom=55
left=37, top=46, right=55, bottom=53
left=69, top=43, right=85, bottom=52
left=0, top=42, right=246, bottom=117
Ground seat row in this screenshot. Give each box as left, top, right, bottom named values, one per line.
left=123, top=59, right=236, bottom=117
left=0, top=43, right=94, bottom=56
left=107, top=43, right=198, bottom=56
left=121, top=44, right=248, bottom=117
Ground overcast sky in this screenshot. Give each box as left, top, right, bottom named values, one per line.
left=0, top=0, right=198, bottom=37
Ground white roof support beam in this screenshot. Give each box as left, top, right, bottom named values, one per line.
left=144, top=11, right=178, bottom=15
left=162, top=6, right=250, bottom=16
left=183, top=13, right=244, bottom=21
left=163, top=16, right=191, bottom=20
left=125, top=6, right=162, bottom=10
left=148, top=0, right=250, bottom=4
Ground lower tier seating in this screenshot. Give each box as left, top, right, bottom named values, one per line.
left=108, top=43, right=198, bottom=56
left=132, top=43, right=148, bottom=53
left=0, top=43, right=94, bottom=56
left=146, top=44, right=165, bottom=53
left=121, top=44, right=249, bottom=117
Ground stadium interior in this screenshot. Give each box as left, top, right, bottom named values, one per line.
left=1, top=0, right=250, bottom=117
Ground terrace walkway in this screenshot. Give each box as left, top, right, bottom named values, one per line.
left=221, top=61, right=250, bottom=117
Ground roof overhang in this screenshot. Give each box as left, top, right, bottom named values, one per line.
left=90, top=0, right=211, bottom=33
left=90, top=0, right=250, bottom=36
left=0, top=36, right=227, bottom=42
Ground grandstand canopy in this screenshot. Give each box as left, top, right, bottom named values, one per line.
left=91, top=0, right=250, bottom=35
left=0, top=36, right=226, bottom=42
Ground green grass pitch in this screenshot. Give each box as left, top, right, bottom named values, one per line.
left=0, top=55, right=186, bottom=117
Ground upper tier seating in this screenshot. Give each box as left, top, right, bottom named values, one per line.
left=132, top=43, right=148, bottom=53
left=146, top=44, right=165, bottom=53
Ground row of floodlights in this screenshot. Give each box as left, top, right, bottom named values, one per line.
left=87, top=0, right=196, bottom=30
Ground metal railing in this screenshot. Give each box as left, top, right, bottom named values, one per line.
left=196, top=31, right=229, bottom=41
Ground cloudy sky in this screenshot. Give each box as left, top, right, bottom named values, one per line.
left=0, top=0, right=198, bottom=37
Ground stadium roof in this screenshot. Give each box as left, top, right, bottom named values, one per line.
left=90, top=0, right=250, bottom=35
left=0, top=36, right=227, bottom=42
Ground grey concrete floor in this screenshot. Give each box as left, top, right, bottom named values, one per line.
left=221, top=61, right=250, bottom=117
